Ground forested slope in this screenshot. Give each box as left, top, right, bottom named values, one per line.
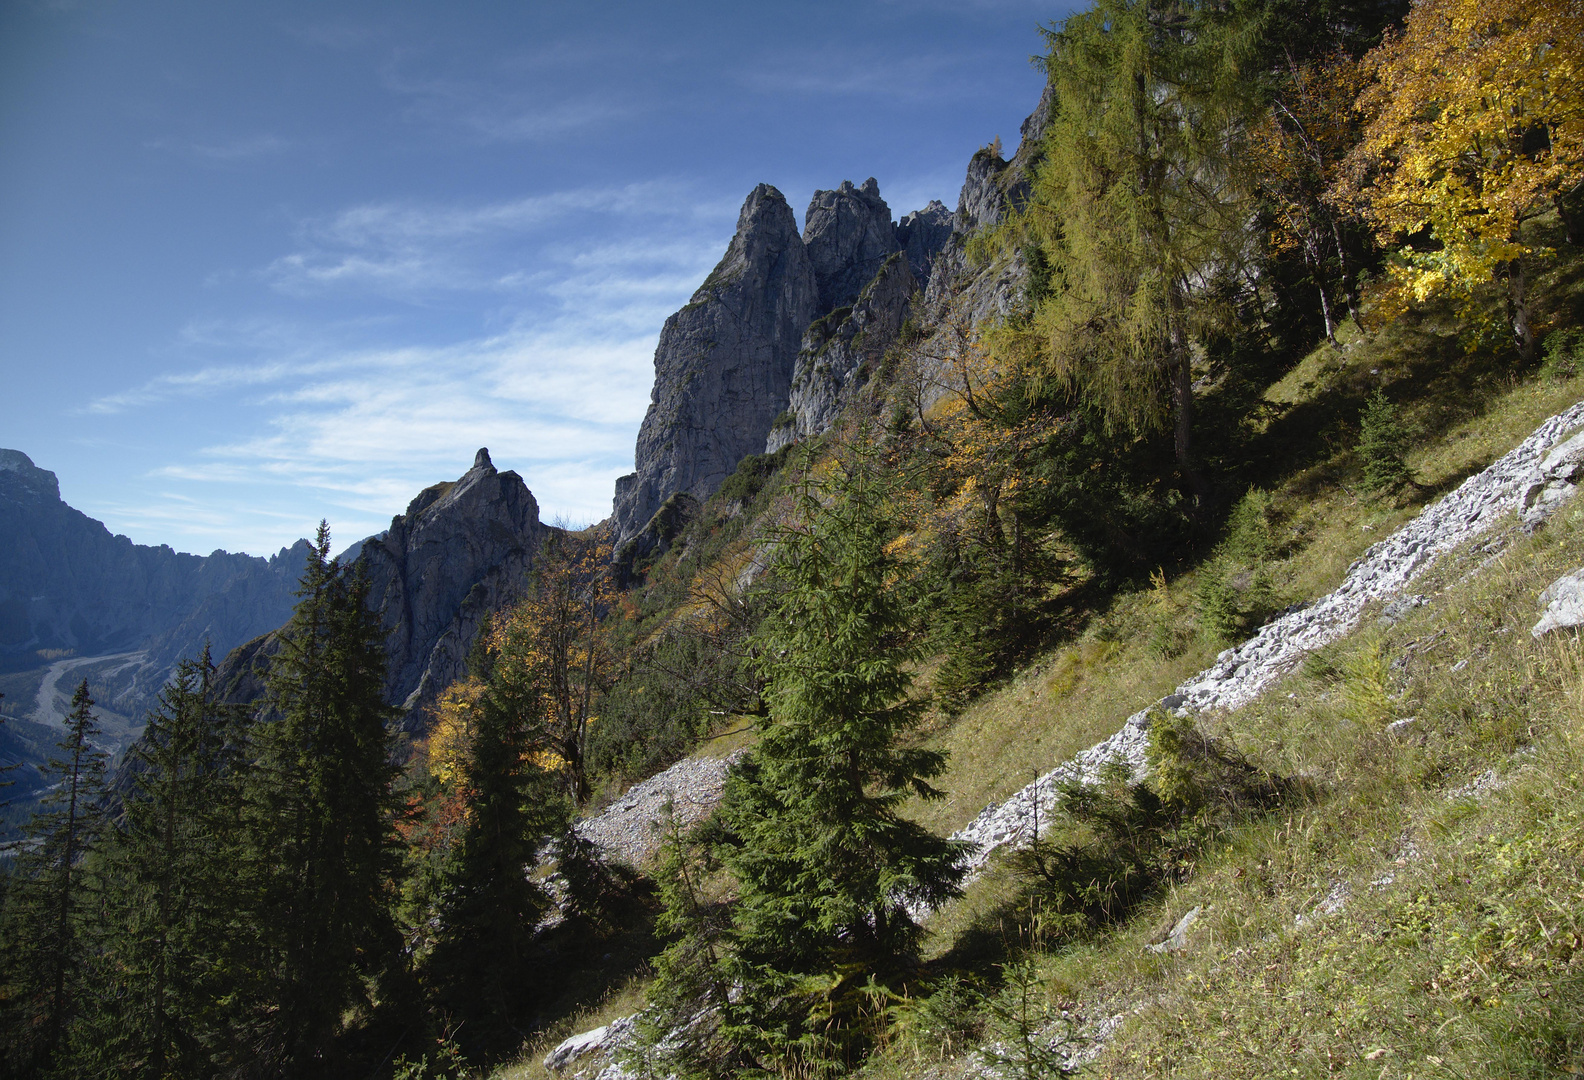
left=2, top=0, right=1581, bottom=1077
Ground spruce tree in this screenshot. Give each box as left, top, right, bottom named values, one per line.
left=239, top=523, right=402, bottom=1071
left=0, top=679, right=109, bottom=1076
left=425, top=621, right=565, bottom=1056
left=713, top=453, right=968, bottom=1073
left=83, top=648, right=249, bottom=1077
left=1357, top=389, right=1413, bottom=492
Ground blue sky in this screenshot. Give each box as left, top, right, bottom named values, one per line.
left=0, top=0, right=1057, bottom=557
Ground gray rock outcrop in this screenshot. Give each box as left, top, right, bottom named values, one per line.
left=360, top=447, right=548, bottom=723
left=212, top=448, right=550, bottom=730
left=611, top=185, right=819, bottom=549
left=1532, top=567, right=1584, bottom=637
left=1520, top=429, right=1584, bottom=526
left=766, top=252, right=917, bottom=452
left=802, top=177, right=902, bottom=313
left=895, top=200, right=954, bottom=288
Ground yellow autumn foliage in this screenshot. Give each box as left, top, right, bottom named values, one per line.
left=1341, top=0, right=1584, bottom=299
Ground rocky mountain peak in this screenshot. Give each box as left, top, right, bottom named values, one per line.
left=802, top=177, right=902, bottom=313
left=896, top=200, right=954, bottom=288
left=215, top=451, right=550, bottom=728
left=0, top=448, right=61, bottom=504
left=956, top=145, right=1011, bottom=233
left=611, top=184, right=819, bottom=549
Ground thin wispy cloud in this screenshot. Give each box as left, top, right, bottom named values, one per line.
left=145, top=134, right=292, bottom=162
left=739, top=49, right=993, bottom=101
left=381, top=54, right=633, bottom=145
left=99, top=181, right=733, bottom=550
left=262, top=182, right=731, bottom=298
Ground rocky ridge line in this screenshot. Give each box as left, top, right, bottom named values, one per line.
left=210, top=449, right=549, bottom=730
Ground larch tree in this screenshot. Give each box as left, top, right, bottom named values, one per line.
left=1020, top=0, right=1260, bottom=483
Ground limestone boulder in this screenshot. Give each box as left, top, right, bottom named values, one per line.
left=1532, top=566, right=1584, bottom=637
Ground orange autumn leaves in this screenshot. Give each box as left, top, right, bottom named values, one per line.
left=418, top=532, right=616, bottom=829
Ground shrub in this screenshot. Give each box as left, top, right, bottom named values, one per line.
left=1195, top=489, right=1281, bottom=644
left=1540, top=327, right=1583, bottom=381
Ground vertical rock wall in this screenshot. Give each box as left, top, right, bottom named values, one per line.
left=611, top=185, right=819, bottom=549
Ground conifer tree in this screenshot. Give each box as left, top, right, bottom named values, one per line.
left=83, top=647, right=249, bottom=1077
left=424, top=621, right=565, bottom=1055
left=238, top=523, right=402, bottom=1071
left=0, top=679, right=108, bottom=1076
left=713, top=451, right=967, bottom=1073
left=1019, top=0, right=1259, bottom=482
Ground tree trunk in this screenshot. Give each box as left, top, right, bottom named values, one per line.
left=1167, top=280, right=1200, bottom=499
left=1557, top=182, right=1584, bottom=247
left=1328, top=217, right=1359, bottom=326
left=1504, top=258, right=1535, bottom=362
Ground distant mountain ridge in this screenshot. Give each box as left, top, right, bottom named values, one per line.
left=0, top=447, right=308, bottom=676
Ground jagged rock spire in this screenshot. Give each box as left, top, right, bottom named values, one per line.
left=802, top=177, right=901, bottom=313
left=611, top=184, right=819, bottom=548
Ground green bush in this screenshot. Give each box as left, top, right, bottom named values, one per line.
left=1540, top=327, right=1584, bottom=381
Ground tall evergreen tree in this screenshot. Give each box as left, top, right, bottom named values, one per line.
left=238, top=523, right=402, bottom=1072
left=712, top=451, right=967, bottom=1073
left=0, top=679, right=108, bottom=1076
left=82, top=647, right=249, bottom=1077
left=424, top=622, right=565, bottom=1056
left=1019, top=0, right=1259, bottom=483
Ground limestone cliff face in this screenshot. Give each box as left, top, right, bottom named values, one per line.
left=922, top=83, right=1053, bottom=331
left=766, top=252, right=917, bottom=453
left=212, top=449, right=549, bottom=731
left=0, top=448, right=302, bottom=674
left=895, top=200, right=954, bottom=289
left=611, top=185, right=819, bottom=548
left=359, top=448, right=548, bottom=724
left=802, top=178, right=902, bottom=313
left=611, top=93, right=1051, bottom=550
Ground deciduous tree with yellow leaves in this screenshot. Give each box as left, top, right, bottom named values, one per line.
left=487, top=530, right=617, bottom=804
left=1249, top=51, right=1374, bottom=341
left=1336, top=0, right=1584, bottom=358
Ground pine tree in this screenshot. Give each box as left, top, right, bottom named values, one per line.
left=0, top=679, right=109, bottom=1076
left=713, top=452, right=968, bottom=1073
left=83, top=647, right=249, bottom=1077
left=238, top=523, right=402, bottom=1071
